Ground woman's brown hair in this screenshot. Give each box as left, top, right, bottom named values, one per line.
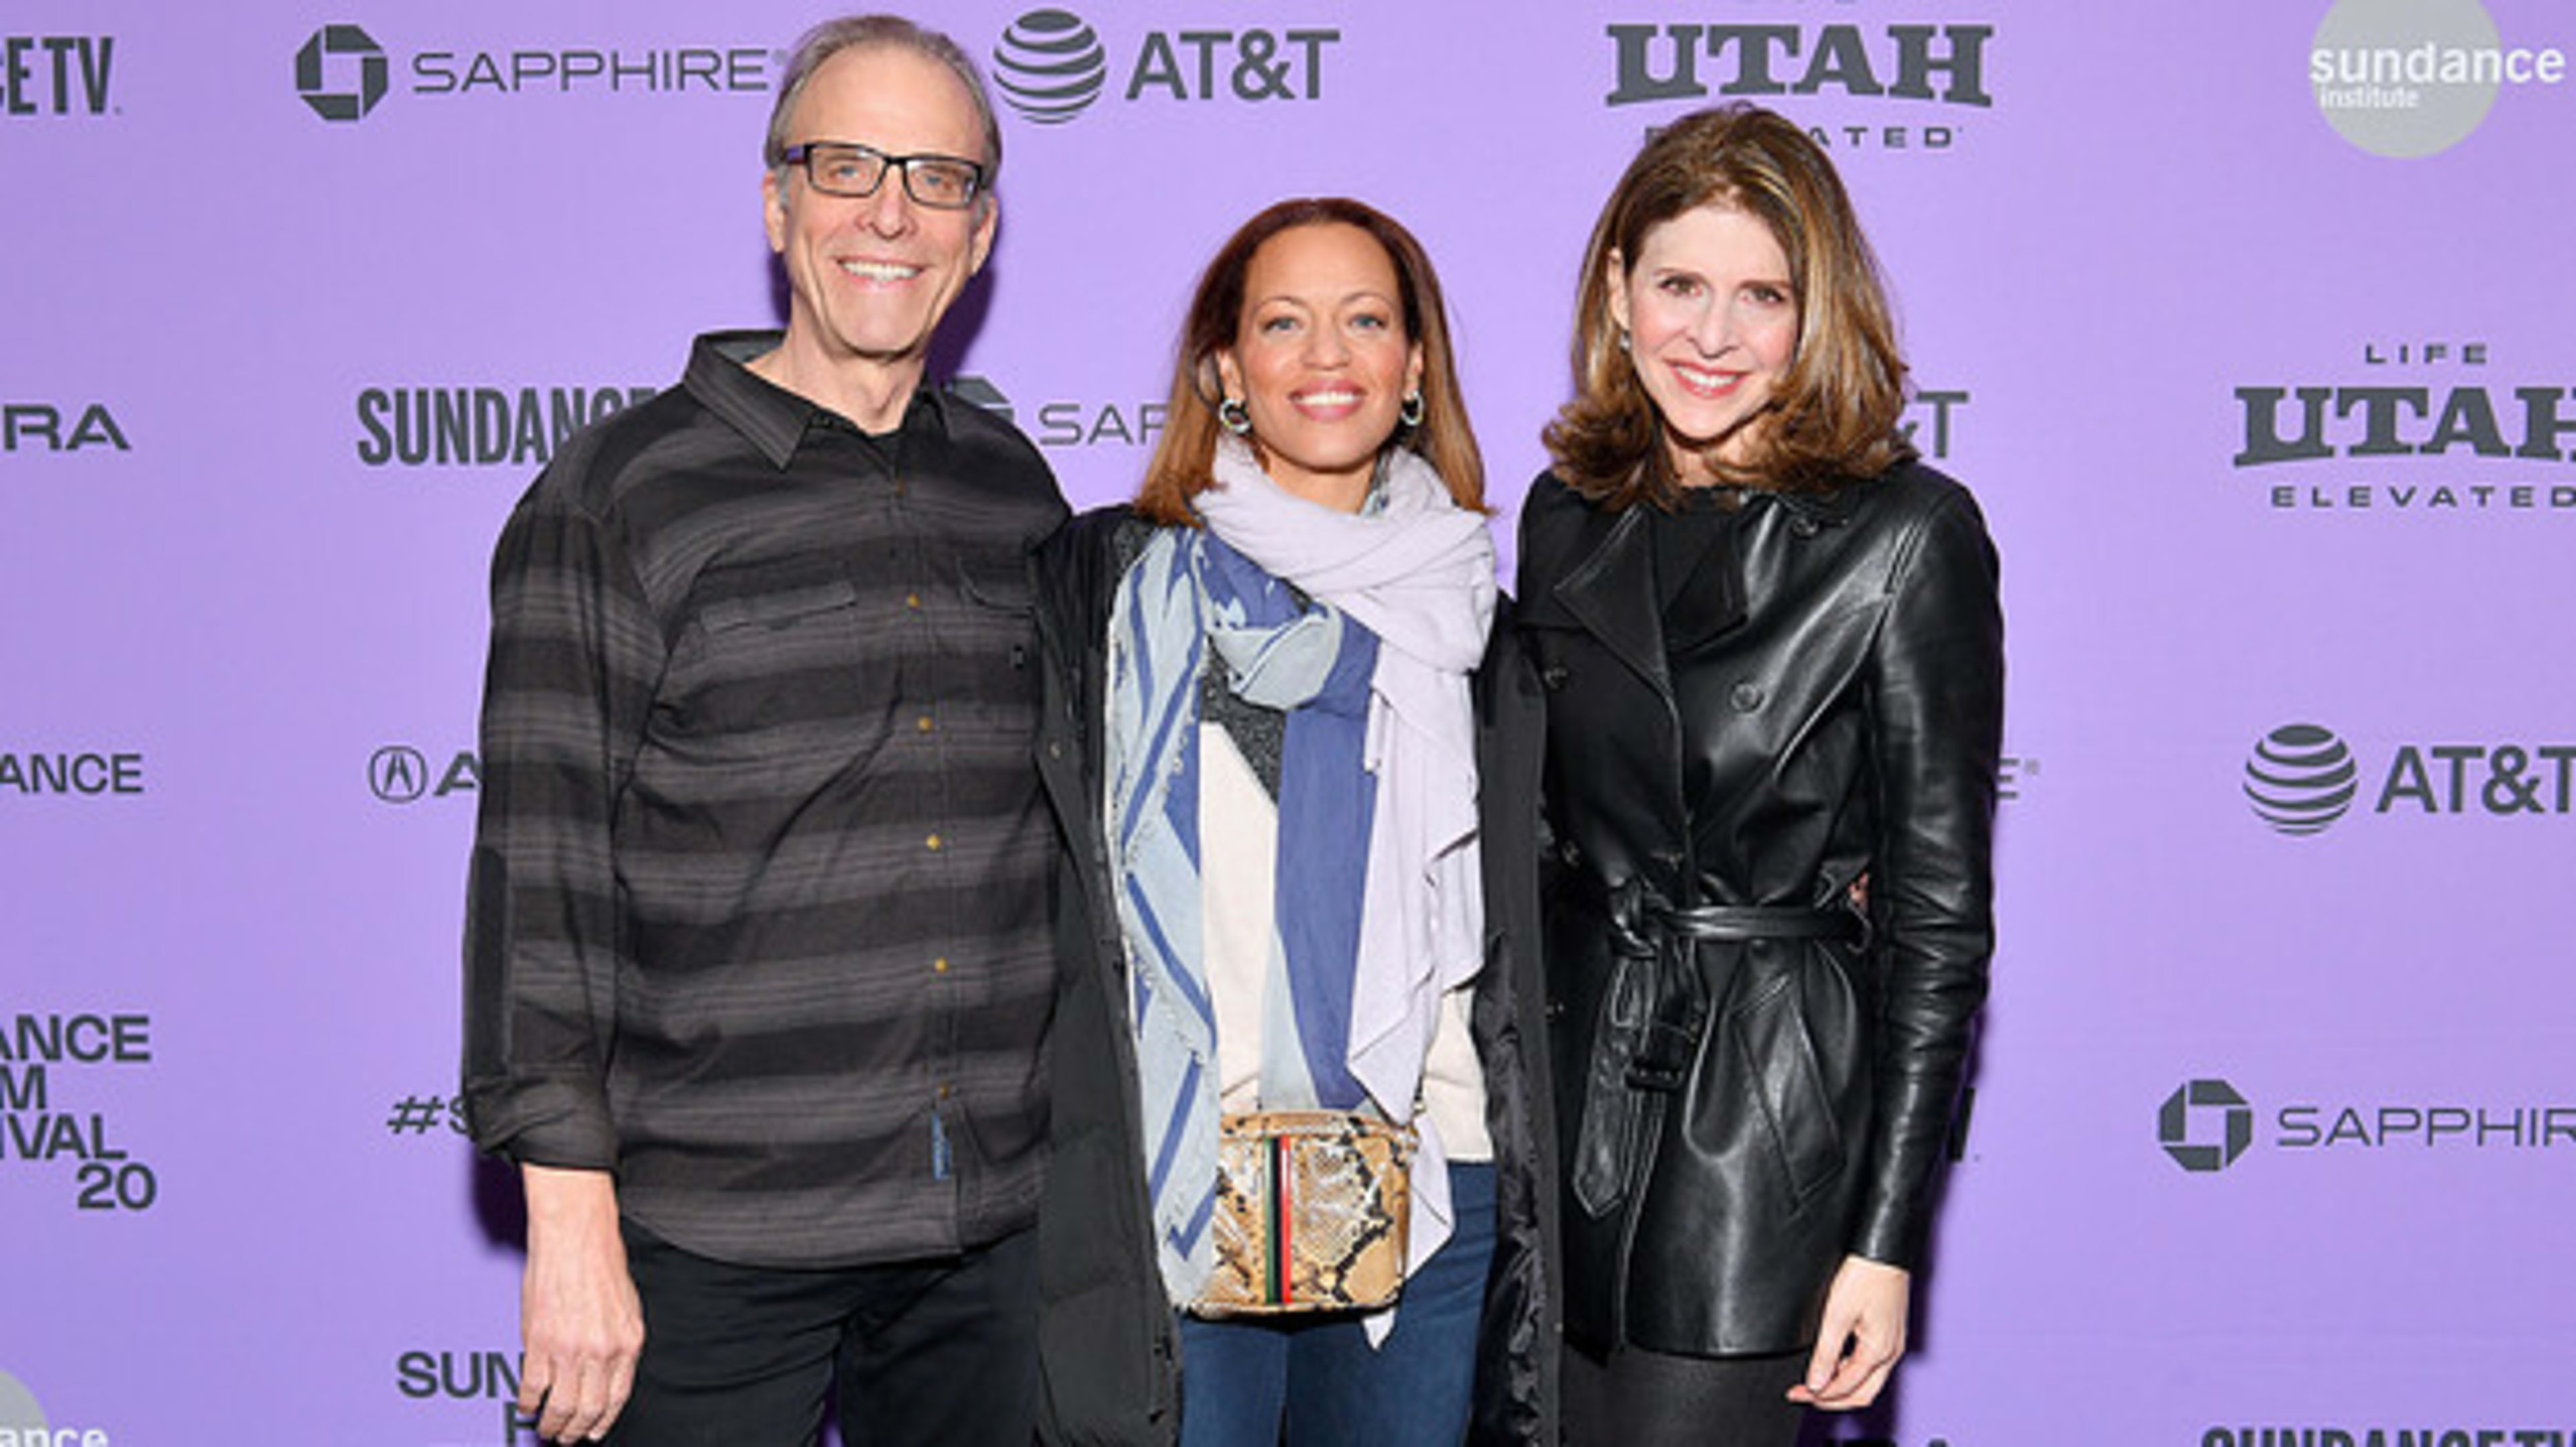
left=1544, top=104, right=1915, bottom=509
left=1136, top=197, right=1485, bottom=525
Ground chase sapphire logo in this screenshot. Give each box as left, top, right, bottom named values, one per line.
left=2160, top=1079, right=2253, bottom=1173
left=2245, top=722, right=2359, bottom=835
left=992, top=9, right=1108, bottom=124
left=950, top=374, right=1014, bottom=422
left=297, top=23, right=388, bottom=121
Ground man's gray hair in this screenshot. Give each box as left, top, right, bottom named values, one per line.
left=763, top=15, right=1004, bottom=189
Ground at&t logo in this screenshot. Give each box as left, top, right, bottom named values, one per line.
left=2159, top=1078, right=2253, bottom=1173
left=988, top=8, right=1340, bottom=124
left=2246, top=721, right=2576, bottom=835
left=2245, top=723, right=2358, bottom=835
left=296, top=24, right=386, bottom=121
left=993, top=11, right=1107, bottom=124
left=370, top=746, right=478, bottom=804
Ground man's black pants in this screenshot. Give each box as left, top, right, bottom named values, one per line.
left=604, top=1221, right=1038, bottom=1446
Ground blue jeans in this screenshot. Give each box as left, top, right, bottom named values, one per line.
left=1177, top=1161, right=1497, bottom=1447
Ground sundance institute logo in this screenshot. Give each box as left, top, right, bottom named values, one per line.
left=2160, top=1079, right=2253, bottom=1173
left=2244, top=722, right=2359, bottom=836
left=2310, top=0, right=2567, bottom=158
left=296, top=23, right=388, bottom=121
left=993, top=9, right=1108, bottom=125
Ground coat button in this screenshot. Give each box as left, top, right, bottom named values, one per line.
left=1540, top=664, right=1569, bottom=691
left=1730, top=681, right=1764, bottom=712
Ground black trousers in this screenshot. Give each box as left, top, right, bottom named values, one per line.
left=1562, top=1340, right=1807, bottom=1447
left=605, top=1222, right=1038, bottom=1447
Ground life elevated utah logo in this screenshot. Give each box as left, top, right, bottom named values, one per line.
left=987, top=8, right=1340, bottom=125
left=2245, top=721, right=2576, bottom=836
left=2233, top=338, right=2576, bottom=515
left=2310, top=0, right=2567, bottom=159
left=1603, top=19, right=1992, bottom=154
left=292, top=21, right=769, bottom=123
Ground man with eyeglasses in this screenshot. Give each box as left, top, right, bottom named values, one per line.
left=461, top=14, right=1064, bottom=1444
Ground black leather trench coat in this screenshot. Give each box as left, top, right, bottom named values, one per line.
left=1515, top=461, right=2001, bottom=1358
left=1028, top=508, right=1563, bottom=1445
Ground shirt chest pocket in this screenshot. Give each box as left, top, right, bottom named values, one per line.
left=666, top=578, right=871, bottom=739
left=946, top=557, right=1042, bottom=737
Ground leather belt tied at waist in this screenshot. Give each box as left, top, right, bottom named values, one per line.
left=1570, top=876, right=1862, bottom=1218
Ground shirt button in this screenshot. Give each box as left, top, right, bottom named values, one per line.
left=926, top=833, right=944, bottom=851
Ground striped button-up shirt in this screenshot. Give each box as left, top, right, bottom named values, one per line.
left=462, top=331, right=1066, bottom=1268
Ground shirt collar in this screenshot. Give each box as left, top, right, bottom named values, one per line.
left=684, top=329, right=954, bottom=468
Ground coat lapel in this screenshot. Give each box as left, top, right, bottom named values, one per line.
left=1550, top=502, right=1673, bottom=708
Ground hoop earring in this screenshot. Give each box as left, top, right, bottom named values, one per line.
left=1218, top=397, right=1252, bottom=436
left=1399, top=391, right=1426, bottom=429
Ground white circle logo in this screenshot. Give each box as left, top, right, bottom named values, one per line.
left=2310, top=0, right=2563, bottom=158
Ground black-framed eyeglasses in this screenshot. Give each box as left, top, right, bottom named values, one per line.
left=780, top=141, right=985, bottom=211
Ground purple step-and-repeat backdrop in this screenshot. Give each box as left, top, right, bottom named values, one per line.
left=7, top=1, right=2573, bottom=1442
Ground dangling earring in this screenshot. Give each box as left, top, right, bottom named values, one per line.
left=1399, top=391, right=1426, bottom=429
left=1615, top=327, right=1632, bottom=355
left=1218, top=396, right=1252, bottom=436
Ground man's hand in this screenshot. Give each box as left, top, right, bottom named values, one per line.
left=518, top=1165, right=643, bottom=1442
left=1788, top=1254, right=1909, bottom=1410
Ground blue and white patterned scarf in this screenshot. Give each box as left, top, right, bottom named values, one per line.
left=1108, top=437, right=1495, bottom=1305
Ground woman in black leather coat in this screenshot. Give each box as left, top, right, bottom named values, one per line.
left=1519, top=104, right=2002, bottom=1445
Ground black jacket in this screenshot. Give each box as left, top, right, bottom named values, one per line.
left=1515, top=462, right=2001, bottom=1357
left=1028, top=508, right=1562, bottom=1445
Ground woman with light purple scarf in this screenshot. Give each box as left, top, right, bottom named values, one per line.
left=1028, top=198, right=1558, bottom=1446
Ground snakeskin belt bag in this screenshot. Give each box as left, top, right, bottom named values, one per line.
left=1193, top=1109, right=1415, bottom=1316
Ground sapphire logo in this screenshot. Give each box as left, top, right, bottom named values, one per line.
left=951, top=376, right=1164, bottom=449
left=297, top=24, right=388, bottom=121
left=951, top=375, right=1014, bottom=423
left=993, top=10, right=1108, bottom=125
left=2245, top=722, right=2359, bottom=835
left=2160, top=1079, right=2253, bottom=1173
